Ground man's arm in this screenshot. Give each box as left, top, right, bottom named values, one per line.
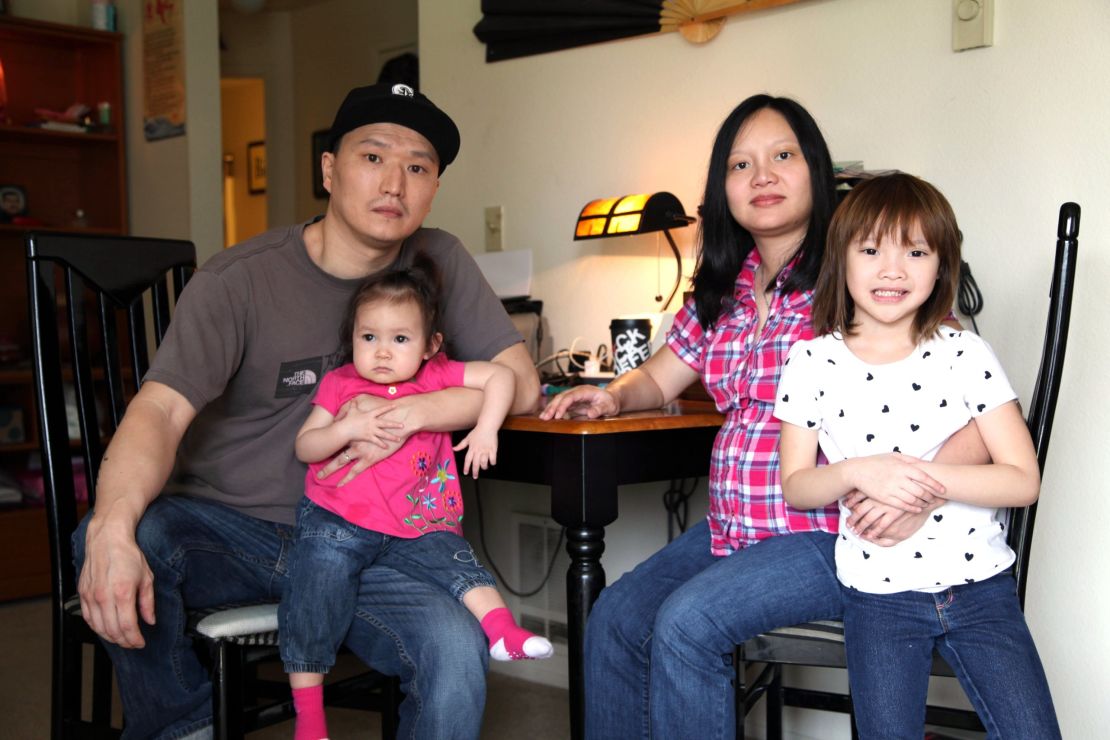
left=319, top=342, right=541, bottom=484
left=79, top=381, right=197, bottom=649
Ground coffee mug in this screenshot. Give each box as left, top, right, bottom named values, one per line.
left=610, top=318, right=652, bottom=375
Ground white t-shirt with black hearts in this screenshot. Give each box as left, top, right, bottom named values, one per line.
left=775, top=330, right=1018, bottom=594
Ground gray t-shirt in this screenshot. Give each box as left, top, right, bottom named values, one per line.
left=145, top=220, right=522, bottom=524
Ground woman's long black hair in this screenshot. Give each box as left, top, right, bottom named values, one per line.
left=691, top=94, right=837, bottom=331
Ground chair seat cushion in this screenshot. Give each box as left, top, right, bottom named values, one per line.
left=762, top=620, right=845, bottom=643
left=187, top=603, right=280, bottom=646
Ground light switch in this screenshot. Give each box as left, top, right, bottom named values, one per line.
left=484, top=205, right=503, bottom=252
left=952, top=0, right=993, bottom=52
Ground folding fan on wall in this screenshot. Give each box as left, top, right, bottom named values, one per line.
left=473, top=0, right=809, bottom=62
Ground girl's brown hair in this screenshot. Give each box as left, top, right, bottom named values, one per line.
left=812, top=173, right=961, bottom=343
left=337, top=251, right=441, bottom=364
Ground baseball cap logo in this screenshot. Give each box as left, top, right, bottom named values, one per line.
left=391, top=84, right=415, bottom=97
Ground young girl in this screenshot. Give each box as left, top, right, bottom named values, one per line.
left=774, top=173, right=1060, bottom=738
left=279, top=255, right=552, bottom=740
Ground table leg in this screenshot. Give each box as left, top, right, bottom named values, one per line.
left=565, top=524, right=605, bottom=740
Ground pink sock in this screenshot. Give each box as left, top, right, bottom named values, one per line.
left=292, top=684, right=328, bottom=740
left=480, top=607, right=554, bottom=661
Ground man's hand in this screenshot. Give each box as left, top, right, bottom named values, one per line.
left=76, top=381, right=196, bottom=648
left=78, top=517, right=156, bottom=649
left=314, top=394, right=416, bottom=485
left=337, top=400, right=404, bottom=449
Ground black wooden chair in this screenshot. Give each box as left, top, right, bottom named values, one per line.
left=734, top=201, right=1081, bottom=739
left=27, top=232, right=400, bottom=739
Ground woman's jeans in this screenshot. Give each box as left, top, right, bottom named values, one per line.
left=844, top=572, right=1061, bottom=740
left=280, top=497, right=496, bottom=673
left=583, top=521, right=841, bottom=740
left=73, top=495, right=488, bottom=740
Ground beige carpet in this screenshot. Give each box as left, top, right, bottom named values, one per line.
left=0, top=597, right=570, bottom=739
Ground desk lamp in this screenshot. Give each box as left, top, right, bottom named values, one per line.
left=573, top=191, right=695, bottom=309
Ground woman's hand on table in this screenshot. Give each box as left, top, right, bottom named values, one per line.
left=539, top=385, right=620, bottom=420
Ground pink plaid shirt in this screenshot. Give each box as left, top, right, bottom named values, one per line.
left=667, top=252, right=839, bottom=555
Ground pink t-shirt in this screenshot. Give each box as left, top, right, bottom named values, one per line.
left=304, top=354, right=466, bottom=538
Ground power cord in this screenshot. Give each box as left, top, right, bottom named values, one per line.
left=534, top=338, right=611, bottom=384
left=957, top=260, right=984, bottom=334
left=473, top=479, right=565, bottom=598
left=663, top=478, right=699, bottom=542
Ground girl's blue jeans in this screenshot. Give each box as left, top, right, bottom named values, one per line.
left=279, top=497, right=496, bottom=674
left=583, top=521, right=842, bottom=740
left=73, top=495, right=488, bottom=740
left=843, top=572, right=1061, bottom=739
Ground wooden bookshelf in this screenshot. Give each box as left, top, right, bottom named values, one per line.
left=0, top=16, right=126, bottom=601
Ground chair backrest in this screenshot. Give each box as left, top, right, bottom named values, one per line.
left=27, top=232, right=196, bottom=608
left=1008, top=202, right=1080, bottom=607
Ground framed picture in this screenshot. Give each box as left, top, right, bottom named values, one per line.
left=247, top=141, right=267, bottom=194
left=0, top=184, right=27, bottom=224
left=311, top=129, right=330, bottom=200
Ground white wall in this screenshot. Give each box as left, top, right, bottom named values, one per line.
left=421, top=0, right=1110, bottom=736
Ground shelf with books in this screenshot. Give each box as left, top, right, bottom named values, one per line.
left=0, top=15, right=126, bottom=601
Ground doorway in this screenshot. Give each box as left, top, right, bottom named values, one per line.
left=220, top=77, right=267, bottom=247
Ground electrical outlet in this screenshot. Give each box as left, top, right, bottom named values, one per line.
left=952, top=0, right=993, bottom=52
left=485, top=205, right=503, bottom=252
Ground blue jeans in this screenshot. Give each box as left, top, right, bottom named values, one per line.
left=843, top=572, right=1061, bottom=740
left=280, top=497, right=496, bottom=673
left=583, top=521, right=841, bottom=740
left=73, top=495, right=488, bottom=740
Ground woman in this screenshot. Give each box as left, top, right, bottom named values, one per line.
left=541, top=95, right=982, bottom=738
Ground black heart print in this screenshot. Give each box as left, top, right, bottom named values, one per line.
left=882, top=405, right=890, bottom=413
left=910, top=424, right=920, bottom=432
left=866, top=372, right=874, bottom=381
left=939, top=399, right=948, bottom=407
left=866, top=434, right=875, bottom=442
left=965, top=553, right=974, bottom=561
left=782, top=394, right=789, bottom=402
left=984, top=371, right=992, bottom=379
left=912, top=383, right=921, bottom=391
left=934, top=514, right=943, bottom=522
left=806, top=421, right=816, bottom=428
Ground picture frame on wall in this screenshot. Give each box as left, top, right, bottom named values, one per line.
left=247, top=141, right=267, bottom=194
left=312, top=129, right=330, bottom=200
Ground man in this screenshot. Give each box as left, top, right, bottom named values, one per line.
left=75, top=83, right=540, bottom=739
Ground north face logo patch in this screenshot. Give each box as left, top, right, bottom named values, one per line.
left=275, top=357, right=323, bottom=398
